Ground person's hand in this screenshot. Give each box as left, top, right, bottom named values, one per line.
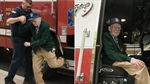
left=18, top=16, right=26, bottom=24
left=130, top=58, right=145, bottom=69
left=24, top=41, right=30, bottom=47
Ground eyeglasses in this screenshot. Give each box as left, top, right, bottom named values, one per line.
left=31, top=20, right=36, bottom=23
left=24, top=3, right=32, bottom=8
left=31, top=18, right=39, bottom=23
left=111, top=26, right=121, bottom=30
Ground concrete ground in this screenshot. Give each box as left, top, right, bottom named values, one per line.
left=0, top=69, right=23, bottom=84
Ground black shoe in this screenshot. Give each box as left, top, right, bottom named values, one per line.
left=23, top=80, right=35, bottom=84
left=5, top=80, right=16, bottom=84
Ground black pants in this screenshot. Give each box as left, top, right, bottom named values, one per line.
left=5, top=35, right=34, bottom=82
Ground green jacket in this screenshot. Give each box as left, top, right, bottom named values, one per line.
left=102, top=32, right=131, bottom=65
left=19, top=20, right=54, bottom=53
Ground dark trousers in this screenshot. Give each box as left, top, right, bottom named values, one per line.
left=5, top=36, right=34, bottom=82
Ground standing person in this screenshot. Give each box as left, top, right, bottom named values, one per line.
left=5, top=0, right=35, bottom=84
left=102, top=17, right=150, bottom=84
left=19, top=12, right=69, bottom=84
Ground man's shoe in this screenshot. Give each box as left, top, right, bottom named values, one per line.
left=5, top=80, right=16, bottom=84
left=23, top=80, right=35, bottom=84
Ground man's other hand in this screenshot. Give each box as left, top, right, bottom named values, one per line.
left=24, top=41, right=30, bottom=47
left=130, top=58, right=145, bottom=69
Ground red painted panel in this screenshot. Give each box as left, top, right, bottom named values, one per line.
left=6, top=37, right=12, bottom=48
left=57, top=0, right=74, bottom=36
left=0, top=2, right=56, bottom=48
left=1, top=2, right=56, bottom=29
left=75, top=48, right=92, bottom=84
left=31, top=2, right=57, bottom=29
left=1, top=2, right=21, bottom=26
left=0, top=36, right=6, bottom=47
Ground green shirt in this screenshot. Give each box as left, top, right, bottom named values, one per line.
left=19, top=20, right=54, bottom=53
left=102, top=32, right=131, bottom=65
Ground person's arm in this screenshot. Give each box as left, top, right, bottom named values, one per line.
left=7, top=7, right=27, bottom=25
left=19, top=19, right=31, bottom=33
left=103, top=32, right=131, bottom=62
left=7, top=16, right=26, bottom=25
left=103, top=33, right=145, bottom=69
left=24, top=22, right=50, bottom=47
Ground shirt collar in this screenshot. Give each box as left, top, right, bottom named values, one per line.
left=37, top=20, right=41, bottom=28
left=109, top=32, right=115, bottom=38
left=109, top=32, right=117, bottom=42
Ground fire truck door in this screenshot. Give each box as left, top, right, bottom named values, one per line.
left=75, top=0, right=103, bottom=83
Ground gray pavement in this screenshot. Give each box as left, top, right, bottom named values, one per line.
left=0, top=69, right=23, bottom=84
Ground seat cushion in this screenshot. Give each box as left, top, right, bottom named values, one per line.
left=100, top=64, right=128, bottom=77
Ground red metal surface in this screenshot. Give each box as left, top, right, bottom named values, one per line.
left=0, top=36, right=7, bottom=48
left=0, top=1, right=57, bottom=48
left=76, top=81, right=89, bottom=84
left=0, top=36, right=12, bottom=48
left=6, top=37, right=12, bottom=48
left=0, top=2, right=56, bottom=29
left=75, top=48, right=92, bottom=84
left=0, top=2, right=20, bottom=26
left=57, top=0, right=74, bottom=36
left=31, top=2, right=57, bottom=29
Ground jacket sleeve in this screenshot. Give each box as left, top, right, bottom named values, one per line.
left=19, top=23, right=31, bottom=33
left=102, top=32, right=131, bottom=62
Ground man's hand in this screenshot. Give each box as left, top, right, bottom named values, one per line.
left=24, top=41, right=30, bottom=47
left=130, top=58, right=145, bottom=69
left=18, top=16, right=26, bottom=24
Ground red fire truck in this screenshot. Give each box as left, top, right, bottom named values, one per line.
left=75, top=0, right=150, bottom=84
left=0, top=0, right=74, bottom=81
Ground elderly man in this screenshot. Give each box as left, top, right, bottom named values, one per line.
left=19, top=12, right=69, bottom=84
left=102, top=17, right=150, bottom=84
